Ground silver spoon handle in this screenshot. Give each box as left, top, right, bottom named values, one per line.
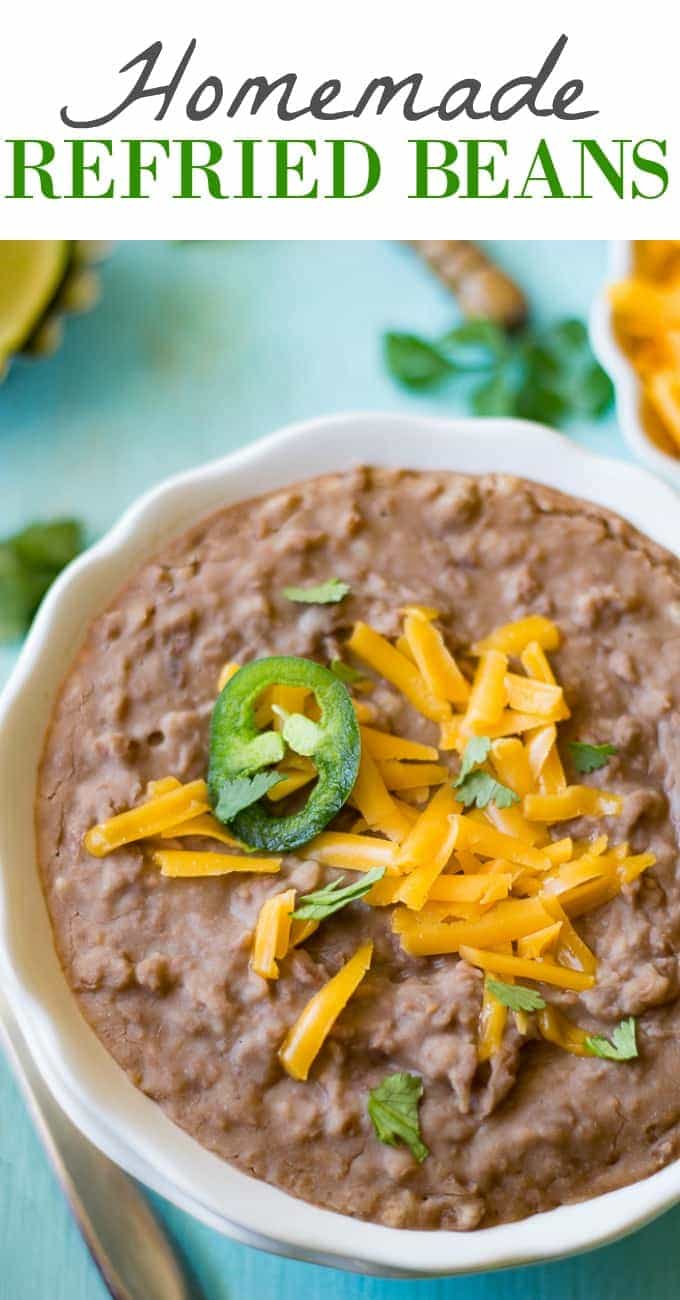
left=0, top=989, right=197, bottom=1300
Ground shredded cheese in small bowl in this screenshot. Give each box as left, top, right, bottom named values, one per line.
left=591, top=240, right=680, bottom=487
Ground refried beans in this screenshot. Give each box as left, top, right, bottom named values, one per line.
left=36, top=467, right=680, bottom=1230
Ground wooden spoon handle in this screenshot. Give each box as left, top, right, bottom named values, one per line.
left=410, top=240, right=528, bottom=330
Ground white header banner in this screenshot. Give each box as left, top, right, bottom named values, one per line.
left=0, top=0, right=676, bottom=237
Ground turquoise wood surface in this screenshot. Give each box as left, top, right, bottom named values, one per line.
left=1, top=240, right=677, bottom=1299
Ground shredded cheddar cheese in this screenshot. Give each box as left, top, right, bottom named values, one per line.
left=524, top=725, right=557, bottom=782
left=278, top=941, right=373, bottom=1080
left=538, top=744, right=567, bottom=795
left=152, top=850, right=281, bottom=877
left=438, top=714, right=465, bottom=752
left=490, top=738, right=534, bottom=799
left=254, top=683, right=311, bottom=730
left=524, top=786, right=624, bottom=822
left=347, top=621, right=451, bottom=724
left=619, top=851, right=656, bottom=883
left=482, top=800, right=546, bottom=848
left=517, top=921, right=563, bottom=959
left=520, top=640, right=557, bottom=685
left=573, top=834, right=608, bottom=858
left=298, top=830, right=400, bottom=874
left=477, top=979, right=508, bottom=1061
left=458, top=945, right=595, bottom=992
left=543, top=837, right=573, bottom=865
left=158, top=812, right=241, bottom=847
left=377, top=759, right=448, bottom=792
left=504, top=673, right=568, bottom=720
left=428, top=872, right=512, bottom=905
left=472, top=615, right=560, bottom=656
left=406, top=785, right=430, bottom=805
left=145, top=776, right=182, bottom=799
left=463, top=650, right=508, bottom=734
left=399, top=603, right=439, bottom=620
left=537, top=1005, right=591, bottom=1056
left=396, top=897, right=555, bottom=956
left=542, top=896, right=598, bottom=975
left=451, top=815, right=550, bottom=872
left=610, top=245, right=680, bottom=456
left=396, top=786, right=460, bottom=910
left=484, top=708, right=567, bottom=737
left=352, top=699, right=379, bottom=724
left=83, top=602, right=661, bottom=1089
left=360, top=725, right=438, bottom=763
left=391, top=797, right=421, bottom=827
left=542, top=853, right=613, bottom=895
left=363, top=875, right=403, bottom=907
left=266, top=758, right=316, bottom=802
left=350, top=750, right=413, bottom=843
left=251, top=889, right=296, bottom=979
left=402, top=608, right=471, bottom=705
left=289, top=916, right=320, bottom=947
left=85, top=780, right=210, bottom=857
left=561, top=875, right=621, bottom=918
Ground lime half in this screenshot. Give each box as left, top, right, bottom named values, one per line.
left=0, top=241, right=70, bottom=371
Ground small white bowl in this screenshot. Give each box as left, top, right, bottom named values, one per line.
left=590, top=240, right=680, bottom=489
left=1, top=413, right=679, bottom=1278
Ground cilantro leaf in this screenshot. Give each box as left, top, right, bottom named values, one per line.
left=543, top=318, right=589, bottom=352
left=383, top=332, right=452, bottom=389
left=291, top=866, right=385, bottom=920
left=0, top=518, right=85, bottom=643
left=282, top=578, right=350, bottom=605
left=456, top=770, right=519, bottom=810
left=516, top=378, right=569, bottom=427
left=11, top=520, right=84, bottom=569
left=472, top=371, right=517, bottom=417
left=382, top=314, right=612, bottom=429
left=441, top=318, right=508, bottom=360
left=576, top=361, right=615, bottom=418
left=368, top=1072, right=429, bottom=1163
left=456, top=735, right=492, bottom=783
left=486, top=978, right=546, bottom=1013
left=585, top=1017, right=638, bottom=1062
left=568, top=741, right=618, bottom=774
left=453, top=738, right=517, bottom=808
left=329, top=658, right=366, bottom=685
left=214, top=771, right=283, bottom=821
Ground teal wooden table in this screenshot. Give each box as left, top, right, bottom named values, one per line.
left=1, top=240, right=678, bottom=1300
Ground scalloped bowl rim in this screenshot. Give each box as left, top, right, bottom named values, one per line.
left=0, top=412, right=679, bottom=1278
left=589, top=240, right=680, bottom=488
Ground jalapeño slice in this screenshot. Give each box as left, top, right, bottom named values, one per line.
left=208, top=655, right=361, bottom=852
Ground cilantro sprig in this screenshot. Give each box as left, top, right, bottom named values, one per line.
left=214, top=771, right=282, bottom=821
left=453, top=736, right=518, bottom=810
left=486, top=978, right=546, bottom=1013
left=367, top=1072, right=429, bottom=1163
left=384, top=316, right=613, bottom=427
left=283, top=578, right=350, bottom=605
left=456, top=771, right=519, bottom=811
left=585, top=1017, right=638, bottom=1062
left=291, top=867, right=385, bottom=920
left=568, top=741, right=618, bottom=774
left=0, top=519, right=85, bottom=642
left=456, top=735, right=491, bottom=781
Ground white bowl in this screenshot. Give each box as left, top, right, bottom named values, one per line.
left=1, top=412, right=679, bottom=1278
left=590, top=240, right=680, bottom=489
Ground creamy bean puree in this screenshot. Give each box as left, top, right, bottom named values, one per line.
left=37, top=467, right=680, bottom=1230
